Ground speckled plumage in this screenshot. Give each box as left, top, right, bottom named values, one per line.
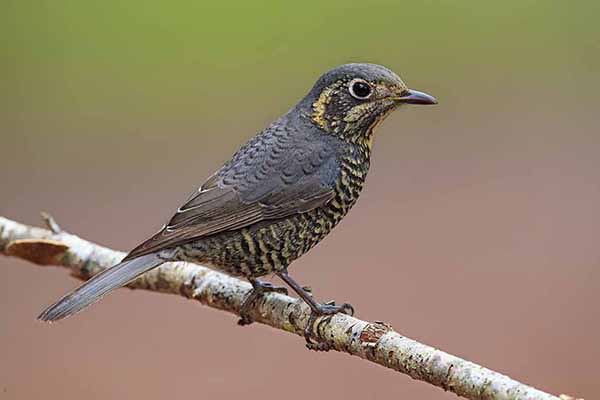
left=176, top=144, right=369, bottom=277
left=172, top=114, right=370, bottom=277
left=39, top=64, right=437, bottom=342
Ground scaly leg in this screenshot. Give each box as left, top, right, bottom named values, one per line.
left=238, top=278, right=288, bottom=326
left=276, top=270, right=354, bottom=351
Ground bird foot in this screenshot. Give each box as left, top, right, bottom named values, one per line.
left=304, top=300, right=354, bottom=351
left=238, top=280, right=288, bottom=326
left=302, top=286, right=313, bottom=296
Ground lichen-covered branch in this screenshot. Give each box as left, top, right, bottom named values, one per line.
left=0, top=215, right=580, bottom=400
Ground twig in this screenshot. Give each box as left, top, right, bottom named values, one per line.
left=40, top=211, right=62, bottom=234
left=0, top=215, right=581, bottom=400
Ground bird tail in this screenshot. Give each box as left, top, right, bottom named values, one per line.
left=38, top=253, right=165, bottom=322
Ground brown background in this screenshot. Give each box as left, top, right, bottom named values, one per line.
left=1, top=2, right=599, bottom=399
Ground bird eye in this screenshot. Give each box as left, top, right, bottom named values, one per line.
left=349, top=79, right=373, bottom=100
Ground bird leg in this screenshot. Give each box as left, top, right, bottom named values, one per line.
left=276, top=270, right=354, bottom=351
left=238, top=278, right=288, bottom=326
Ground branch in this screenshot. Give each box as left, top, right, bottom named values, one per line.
left=0, top=215, right=581, bottom=400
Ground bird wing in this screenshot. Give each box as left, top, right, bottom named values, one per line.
left=123, top=127, right=340, bottom=261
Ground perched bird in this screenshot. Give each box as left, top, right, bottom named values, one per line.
left=39, top=63, right=437, bottom=349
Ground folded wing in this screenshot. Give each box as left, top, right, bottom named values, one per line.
left=124, top=128, right=341, bottom=261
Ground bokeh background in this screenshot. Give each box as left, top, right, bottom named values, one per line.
left=1, top=1, right=599, bottom=399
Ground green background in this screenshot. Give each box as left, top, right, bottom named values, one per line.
left=3, top=1, right=598, bottom=135
left=1, top=2, right=599, bottom=400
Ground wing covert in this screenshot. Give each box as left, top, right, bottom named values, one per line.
left=124, top=127, right=341, bottom=260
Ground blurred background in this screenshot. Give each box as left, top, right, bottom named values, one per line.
left=1, top=1, right=599, bottom=399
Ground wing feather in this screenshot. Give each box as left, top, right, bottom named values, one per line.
left=124, top=125, right=341, bottom=261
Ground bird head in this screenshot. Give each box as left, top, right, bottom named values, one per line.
left=302, top=63, right=437, bottom=148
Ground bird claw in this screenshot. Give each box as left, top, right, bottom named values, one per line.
left=257, top=282, right=288, bottom=295
left=304, top=301, right=354, bottom=351
left=302, top=286, right=313, bottom=296
left=238, top=279, right=288, bottom=326
left=237, top=314, right=254, bottom=326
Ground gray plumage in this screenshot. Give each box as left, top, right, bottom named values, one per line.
left=38, top=253, right=164, bottom=321
left=38, top=63, right=437, bottom=336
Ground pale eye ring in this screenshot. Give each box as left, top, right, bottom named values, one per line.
left=348, top=79, right=373, bottom=100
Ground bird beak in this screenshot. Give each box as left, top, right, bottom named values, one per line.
left=395, top=89, right=438, bottom=105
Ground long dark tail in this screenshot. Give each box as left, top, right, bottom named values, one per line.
left=38, top=253, right=164, bottom=322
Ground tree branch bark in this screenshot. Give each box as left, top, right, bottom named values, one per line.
left=0, top=215, right=581, bottom=400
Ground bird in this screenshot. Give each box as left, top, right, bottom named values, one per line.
left=38, top=63, right=437, bottom=350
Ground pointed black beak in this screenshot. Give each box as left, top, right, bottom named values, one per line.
left=396, top=89, right=438, bottom=105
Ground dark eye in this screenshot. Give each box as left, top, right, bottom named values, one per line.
left=349, top=79, right=373, bottom=100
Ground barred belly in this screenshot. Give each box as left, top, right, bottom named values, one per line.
left=175, top=153, right=368, bottom=278
left=175, top=206, right=336, bottom=277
